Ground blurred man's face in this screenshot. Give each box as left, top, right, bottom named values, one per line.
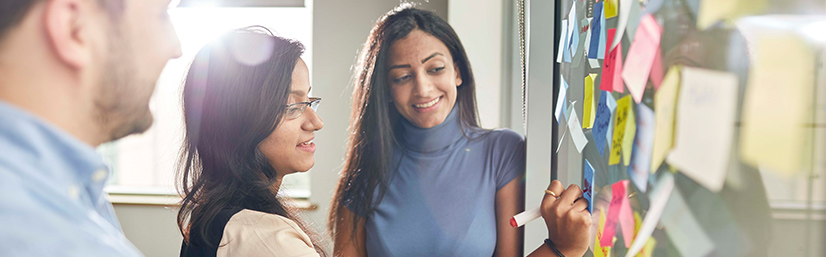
left=94, top=0, right=182, bottom=142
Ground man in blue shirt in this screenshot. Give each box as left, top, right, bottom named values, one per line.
left=0, top=0, right=181, bottom=256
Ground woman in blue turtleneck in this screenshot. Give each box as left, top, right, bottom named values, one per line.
left=330, top=6, right=591, bottom=257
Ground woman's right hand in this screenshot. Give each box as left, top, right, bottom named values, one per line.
left=540, top=180, right=592, bottom=257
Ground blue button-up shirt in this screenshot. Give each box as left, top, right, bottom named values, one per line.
left=0, top=101, right=142, bottom=256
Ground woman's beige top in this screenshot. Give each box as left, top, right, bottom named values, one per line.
left=216, top=209, right=320, bottom=257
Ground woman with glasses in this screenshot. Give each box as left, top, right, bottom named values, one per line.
left=176, top=27, right=326, bottom=257
left=330, top=5, right=591, bottom=257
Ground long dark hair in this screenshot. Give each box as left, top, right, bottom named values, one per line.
left=329, top=5, right=479, bottom=238
left=176, top=26, right=325, bottom=255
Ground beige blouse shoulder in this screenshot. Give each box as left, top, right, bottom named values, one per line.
left=217, top=209, right=320, bottom=257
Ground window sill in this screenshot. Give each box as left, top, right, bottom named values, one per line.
left=106, top=187, right=317, bottom=211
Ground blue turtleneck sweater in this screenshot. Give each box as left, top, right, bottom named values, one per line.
left=352, top=106, right=526, bottom=256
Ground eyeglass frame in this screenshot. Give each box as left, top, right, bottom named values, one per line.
left=283, top=97, right=321, bottom=120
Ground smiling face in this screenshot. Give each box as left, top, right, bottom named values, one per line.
left=386, top=29, right=462, bottom=129
left=258, top=58, right=324, bottom=177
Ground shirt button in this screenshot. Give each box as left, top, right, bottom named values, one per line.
left=92, top=169, right=108, bottom=182
left=67, top=185, right=80, bottom=200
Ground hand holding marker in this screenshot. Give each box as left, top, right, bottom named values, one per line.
left=511, top=184, right=592, bottom=228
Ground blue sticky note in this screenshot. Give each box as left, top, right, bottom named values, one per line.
left=557, top=20, right=569, bottom=63
left=568, top=15, right=579, bottom=58
left=584, top=160, right=595, bottom=213
left=605, top=93, right=617, bottom=150
left=555, top=76, right=570, bottom=123
left=593, top=92, right=612, bottom=156
left=587, top=2, right=603, bottom=59
left=597, top=2, right=606, bottom=59
left=627, top=105, right=655, bottom=193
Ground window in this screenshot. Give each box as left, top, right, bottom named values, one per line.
left=99, top=3, right=313, bottom=199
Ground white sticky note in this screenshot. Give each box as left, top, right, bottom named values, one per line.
left=557, top=20, right=569, bottom=63
left=555, top=76, right=570, bottom=123
left=568, top=111, right=589, bottom=153
left=666, top=67, right=738, bottom=192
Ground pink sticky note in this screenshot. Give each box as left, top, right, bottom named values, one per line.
left=613, top=43, right=624, bottom=93
left=600, top=29, right=618, bottom=92
left=600, top=180, right=626, bottom=247
left=650, top=47, right=664, bottom=90
left=618, top=181, right=635, bottom=248
left=621, top=14, right=662, bottom=103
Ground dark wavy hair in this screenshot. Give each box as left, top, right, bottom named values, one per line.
left=329, top=5, right=479, bottom=239
left=176, top=26, right=325, bottom=255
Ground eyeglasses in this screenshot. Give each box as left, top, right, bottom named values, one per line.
left=284, top=97, right=321, bottom=120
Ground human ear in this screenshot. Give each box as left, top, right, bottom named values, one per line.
left=44, top=0, right=95, bottom=70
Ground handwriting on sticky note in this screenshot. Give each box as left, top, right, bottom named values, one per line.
left=609, top=95, right=631, bottom=165
left=601, top=180, right=628, bottom=247
left=621, top=105, right=636, bottom=166
left=622, top=14, right=662, bottom=104
left=666, top=66, right=738, bottom=192
left=584, top=160, right=595, bottom=213
left=588, top=2, right=604, bottom=60
left=595, top=207, right=611, bottom=257
left=601, top=29, right=619, bottom=92
left=594, top=93, right=612, bottom=156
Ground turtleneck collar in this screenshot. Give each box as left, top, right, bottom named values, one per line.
left=398, top=105, right=465, bottom=153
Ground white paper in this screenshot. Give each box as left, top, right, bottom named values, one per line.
left=666, top=67, right=739, bottom=192
left=568, top=111, right=589, bottom=153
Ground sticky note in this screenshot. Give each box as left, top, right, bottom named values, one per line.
left=605, top=0, right=618, bottom=18
left=627, top=104, right=654, bottom=192
left=595, top=207, right=612, bottom=257
left=625, top=0, right=643, bottom=42
left=612, top=44, right=624, bottom=93
left=572, top=27, right=588, bottom=67
left=637, top=238, right=656, bottom=257
left=589, top=58, right=601, bottom=69
left=649, top=48, right=664, bottom=90
left=666, top=67, right=738, bottom=192
left=624, top=172, right=674, bottom=257
left=633, top=211, right=642, bottom=240
left=610, top=0, right=631, bottom=51
left=584, top=19, right=593, bottom=57
left=583, top=74, right=598, bottom=128
left=697, top=0, right=767, bottom=30
left=621, top=105, right=636, bottom=166
left=555, top=76, right=570, bottom=124
left=601, top=180, right=630, bottom=247
left=740, top=33, right=813, bottom=176
left=568, top=110, right=589, bottom=153
left=584, top=160, right=595, bottom=213
left=621, top=14, right=662, bottom=104
left=605, top=93, right=617, bottom=150
left=593, top=93, right=612, bottom=156
left=650, top=66, right=680, bottom=173
left=661, top=181, right=715, bottom=257
left=600, top=29, right=616, bottom=92
left=557, top=20, right=569, bottom=63
left=609, top=95, right=631, bottom=165
left=567, top=3, right=579, bottom=57
left=617, top=182, right=635, bottom=248
left=588, top=2, right=605, bottom=59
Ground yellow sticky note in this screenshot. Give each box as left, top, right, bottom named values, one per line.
left=609, top=95, right=631, bottom=165
left=605, top=0, right=618, bottom=18
left=650, top=66, right=681, bottom=174
left=636, top=238, right=657, bottom=257
left=697, top=0, right=767, bottom=30
left=622, top=104, right=636, bottom=166
left=633, top=211, right=642, bottom=239
left=740, top=33, right=813, bottom=176
left=595, top=207, right=612, bottom=257
left=584, top=74, right=598, bottom=128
